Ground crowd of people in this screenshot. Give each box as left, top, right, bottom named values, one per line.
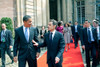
left=0, top=15, right=100, bottom=67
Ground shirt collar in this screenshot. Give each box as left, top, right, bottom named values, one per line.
left=50, top=30, right=56, bottom=34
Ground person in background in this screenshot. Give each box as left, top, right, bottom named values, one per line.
left=92, top=19, right=100, bottom=65
left=56, top=21, right=64, bottom=34
left=0, top=23, right=14, bottom=67
left=63, top=23, right=72, bottom=52
left=82, top=20, right=97, bottom=67
left=40, top=26, right=47, bottom=42
left=72, top=21, right=81, bottom=48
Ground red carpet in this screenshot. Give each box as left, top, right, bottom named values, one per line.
left=37, top=43, right=84, bottom=67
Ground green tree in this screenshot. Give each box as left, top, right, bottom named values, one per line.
left=0, top=17, right=13, bottom=32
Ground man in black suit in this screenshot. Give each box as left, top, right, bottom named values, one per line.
left=82, top=20, right=97, bottom=67
left=13, top=15, right=40, bottom=67
left=72, top=21, right=81, bottom=48
left=32, top=20, right=65, bottom=67
left=92, top=19, right=100, bottom=65
left=0, top=23, right=13, bottom=67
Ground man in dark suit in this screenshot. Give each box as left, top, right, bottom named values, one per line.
left=13, top=15, right=40, bottom=67
left=82, top=20, right=97, bottom=67
left=32, top=20, right=65, bottom=67
left=0, top=23, right=13, bottom=67
left=72, top=21, right=81, bottom=48
left=92, top=19, right=100, bottom=65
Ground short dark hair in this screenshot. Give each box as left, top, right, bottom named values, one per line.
left=85, top=20, right=90, bottom=23
left=23, top=15, right=31, bottom=21
left=58, top=21, right=62, bottom=26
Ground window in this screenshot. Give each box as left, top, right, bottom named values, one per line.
left=96, top=0, right=100, bottom=22
left=77, top=1, right=85, bottom=24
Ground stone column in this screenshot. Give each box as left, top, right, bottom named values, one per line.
left=16, top=0, right=21, bottom=27
left=67, top=0, right=72, bottom=22
left=85, top=0, right=96, bottom=22
left=57, top=0, right=61, bottom=21
left=62, top=0, right=67, bottom=23
left=37, top=0, right=42, bottom=26
left=46, top=0, right=50, bottom=25
left=42, top=0, right=47, bottom=26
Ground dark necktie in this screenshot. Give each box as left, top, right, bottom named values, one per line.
left=49, top=32, right=53, bottom=44
left=88, top=28, right=91, bottom=43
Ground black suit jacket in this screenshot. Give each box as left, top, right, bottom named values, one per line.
left=81, top=27, right=97, bottom=48
left=13, top=26, right=40, bottom=60
left=0, top=30, right=13, bottom=48
left=72, top=25, right=81, bottom=35
left=38, top=31, right=65, bottom=63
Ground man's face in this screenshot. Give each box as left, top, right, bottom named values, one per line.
left=75, top=22, right=78, bottom=25
left=85, top=21, right=90, bottom=28
left=48, top=22, right=55, bottom=31
left=2, top=24, right=6, bottom=30
left=24, top=18, right=32, bottom=27
left=93, top=21, right=97, bottom=27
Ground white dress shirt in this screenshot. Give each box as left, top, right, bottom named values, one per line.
left=87, top=26, right=94, bottom=41
left=23, top=26, right=30, bottom=41
left=50, top=30, right=56, bottom=40
left=75, top=25, right=78, bottom=32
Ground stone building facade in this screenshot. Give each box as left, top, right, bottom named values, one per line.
left=0, top=0, right=100, bottom=28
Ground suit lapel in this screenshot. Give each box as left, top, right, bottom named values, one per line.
left=52, top=31, right=57, bottom=43
left=29, top=27, right=33, bottom=42
left=20, top=26, right=27, bottom=43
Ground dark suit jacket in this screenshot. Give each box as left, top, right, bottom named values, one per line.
left=96, top=27, right=100, bottom=46
left=72, top=25, right=81, bottom=36
left=38, top=31, right=65, bottom=64
left=13, top=26, right=40, bottom=60
left=81, top=27, right=98, bottom=49
left=0, top=30, right=13, bottom=48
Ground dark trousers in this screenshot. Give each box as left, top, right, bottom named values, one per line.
left=18, top=53, right=37, bottom=67
left=48, top=57, right=62, bottom=67
left=73, top=32, right=80, bottom=47
left=85, top=42, right=97, bottom=67
left=98, top=40, right=100, bottom=62
left=1, top=47, right=13, bottom=66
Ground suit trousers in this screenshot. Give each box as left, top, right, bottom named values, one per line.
left=74, top=32, right=80, bottom=47
left=1, top=43, right=13, bottom=66
left=98, top=40, right=100, bottom=62
left=18, top=52, right=37, bottom=67
left=85, top=42, right=97, bottom=67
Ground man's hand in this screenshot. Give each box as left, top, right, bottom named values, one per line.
left=32, top=40, right=39, bottom=46
left=14, top=56, right=17, bottom=63
left=9, top=45, right=12, bottom=49
left=82, top=45, right=85, bottom=50
left=55, top=57, right=60, bottom=64
left=36, top=52, right=40, bottom=58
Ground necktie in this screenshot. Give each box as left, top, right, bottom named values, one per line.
left=88, top=28, right=91, bottom=43
left=1, top=30, right=6, bottom=42
left=25, top=28, right=28, bottom=42
left=49, top=32, right=53, bottom=44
